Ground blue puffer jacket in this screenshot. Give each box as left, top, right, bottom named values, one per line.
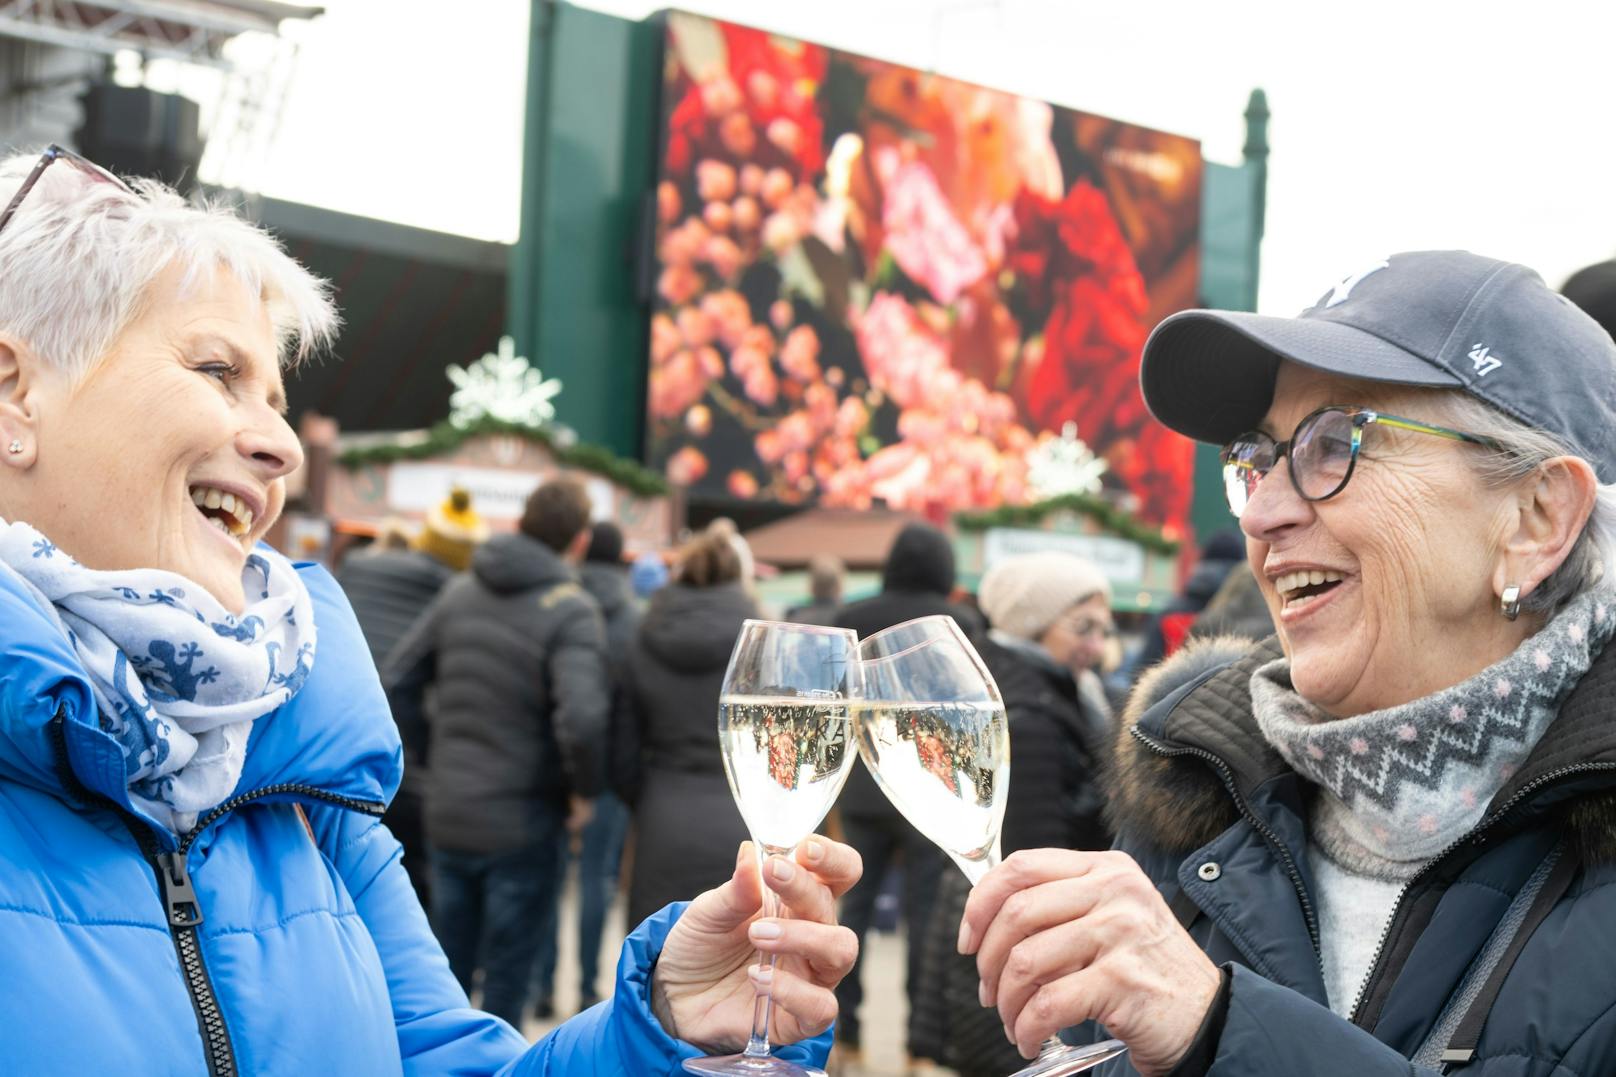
left=0, top=561, right=831, bottom=1075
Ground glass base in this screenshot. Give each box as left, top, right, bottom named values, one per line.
left=682, top=1053, right=826, bottom=1077
left=1008, top=1038, right=1129, bottom=1077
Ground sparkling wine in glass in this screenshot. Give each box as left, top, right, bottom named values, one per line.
left=684, top=620, right=861, bottom=1077
left=856, top=616, right=1127, bottom=1077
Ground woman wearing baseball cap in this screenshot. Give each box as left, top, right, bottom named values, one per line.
left=960, top=251, right=1616, bottom=1074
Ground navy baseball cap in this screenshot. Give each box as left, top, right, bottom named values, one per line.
left=1140, top=250, right=1616, bottom=481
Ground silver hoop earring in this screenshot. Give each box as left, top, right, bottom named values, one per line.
left=6, top=440, right=21, bottom=455
left=1501, top=584, right=1522, bottom=621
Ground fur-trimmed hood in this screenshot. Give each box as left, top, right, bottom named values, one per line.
left=1106, top=634, right=1616, bottom=865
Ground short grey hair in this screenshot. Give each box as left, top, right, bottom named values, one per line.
left=0, top=150, right=336, bottom=380
left=1436, top=391, right=1616, bottom=616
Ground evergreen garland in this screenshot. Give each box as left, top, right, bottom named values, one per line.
left=335, top=416, right=670, bottom=498
left=954, top=492, right=1180, bottom=554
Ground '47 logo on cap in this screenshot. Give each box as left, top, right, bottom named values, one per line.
left=1469, top=343, right=1502, bottom=377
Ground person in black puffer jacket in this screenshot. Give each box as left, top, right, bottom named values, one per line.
left=384, top=477, right=608, bottom=1027
left=338, top=504, right=481, bottom=910
left=620, top=523, right=759, bottom=928
left=532, top=521, right=644, bottom=1016
left=910, top=551, right=1115, bottom=1076
left=832, top=522, right=984, bottom=1063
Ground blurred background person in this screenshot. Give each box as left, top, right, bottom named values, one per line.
left=619, top=521, right=759, bottom=928
left=787, top=553, right=845, bottom=625
left=631, top=549, right=671, bottom=600
left=1125, top=529, right=1246, bottom=676
left=831, top=522, right=983, bottom=1069
left=384, top=477, right=608, bottom=1027
left=339, top=494, right=486, bottom=908
left=1563, top=257, right=1616, bottom=341
left=531, top=521, right=640, bottom=1017
left=908, top=551, right=1116, bottom=1076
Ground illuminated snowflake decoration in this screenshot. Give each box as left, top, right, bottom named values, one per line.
left=1026, top=422, right=1108, bottom=500
left=446, top=336, right=563, bottom=429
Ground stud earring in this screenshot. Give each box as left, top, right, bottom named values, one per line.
left=6, top=440, right=20, bottom=455
left=1501, top=584, right=1522, bottom=621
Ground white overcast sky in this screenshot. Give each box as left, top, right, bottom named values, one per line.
left=232, top=0, right=1616, bottom=314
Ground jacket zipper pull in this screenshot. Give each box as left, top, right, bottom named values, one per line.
left=157, top=850, right=204, bottom=927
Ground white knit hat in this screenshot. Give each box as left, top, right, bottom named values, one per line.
left=979, top=552, right=1111, bottom=641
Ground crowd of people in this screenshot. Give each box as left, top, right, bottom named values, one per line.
left=4, top=141, right=1616, bottom=1077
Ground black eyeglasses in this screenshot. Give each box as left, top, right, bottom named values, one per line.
left=1221, top=405, right=1499, bottom=518
left=0, top=144, right=134, bottom=236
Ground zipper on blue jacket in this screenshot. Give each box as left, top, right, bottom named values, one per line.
left=49, top=710, right=386, bottom=1077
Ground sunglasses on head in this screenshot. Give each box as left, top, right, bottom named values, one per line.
left=0, top=144, right=135, bottom=237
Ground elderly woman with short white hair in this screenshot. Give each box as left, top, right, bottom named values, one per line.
left=0, top=146, right=859, bottom=1074
left=961, top=251, right=1616, bottom=1075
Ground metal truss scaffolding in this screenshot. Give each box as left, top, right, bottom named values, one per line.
left=0, top=0, right=322, bottom=68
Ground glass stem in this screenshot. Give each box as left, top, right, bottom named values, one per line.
left=742, top=843, right=784, bottom=1058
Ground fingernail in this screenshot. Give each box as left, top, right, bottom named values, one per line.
left=749, top=963, right=774, bottom=986
left=803, top=838, right=824, bottom=862
left=771, top=857, right=796, bottom=882
left=750, top=920, right=783, bottom=940
left=1005, top=1024, right=1017, bottom=1046
left=957, top=918, right=976, bottom=954
left=979, top=980, right=991, bottom=1008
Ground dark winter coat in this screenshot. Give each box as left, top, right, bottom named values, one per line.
left=1079, top=633, right=1616, bottom=1076
left=620, top=580, right=756, bottom=927
left=337, top=547, right=454, bottom=671
left=581, top=561, right=643, bottom=802
left=835, top=524, right=985, bottom=819
left=982, top=634, right=1111, bottom=854
left=385, top=533, right=608, bottom=855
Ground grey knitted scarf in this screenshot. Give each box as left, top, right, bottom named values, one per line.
left=1251, top=586, right=1616, bottom=876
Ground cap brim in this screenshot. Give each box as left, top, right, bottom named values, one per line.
left=1140, top=310, right=1464, bottom=445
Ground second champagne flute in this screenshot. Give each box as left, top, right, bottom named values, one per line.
left=683, top=619, right=861, bottom=1077
left=855, top=615, right=1126, bottom=1077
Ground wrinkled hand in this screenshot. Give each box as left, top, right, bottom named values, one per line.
left=960, top=849, right=1220, bottom=1076
left=651, top=838, right=862, bottom=1054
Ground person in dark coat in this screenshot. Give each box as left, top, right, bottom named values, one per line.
left=831, top=522, right=982, bottom=1062
left=620, top=524, right=759, bottom=928
left=910, top=552, right=1115, bottom=1075
left=531, top=521, right=642, bottom=1016
left=960, top=252, right=1616, bottom=1075
left=384, top=477, right=608, bottom=1027
left=337, top=505, right=479, bottom=909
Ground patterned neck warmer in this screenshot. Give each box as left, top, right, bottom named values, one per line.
left=1251, top=586, right=1616, bottom=877
left=0, top=520, right=316, bottom=834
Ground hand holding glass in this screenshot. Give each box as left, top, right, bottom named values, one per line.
left=684, top=620, right=860, bottom=1077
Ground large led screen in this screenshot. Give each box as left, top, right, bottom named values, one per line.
left=647, top=12, right=1202, bottom=533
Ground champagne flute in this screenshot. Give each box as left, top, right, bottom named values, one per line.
left=684, top=620, right=861, bottom=1077
left=855, top=616, right=1127, bottom=1077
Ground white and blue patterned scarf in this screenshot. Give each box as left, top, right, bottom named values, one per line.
left=0, top=520, right=316, bottom=833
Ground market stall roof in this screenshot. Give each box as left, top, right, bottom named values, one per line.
left=0, top=0, right=322, bottom=66
left=252, top=195, right=509, bottom=434
left=742, top=508, right=930, bottom=572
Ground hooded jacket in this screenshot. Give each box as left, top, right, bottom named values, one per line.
left=835, top=524, right=985, bottom=818
left=385, top=532, right=608, bottom=855
left=619, top=580, right=756, bottom=926
left=1083, top=634, right=1616, bottom=1076
left=0, top=558, right=830, bottom=1074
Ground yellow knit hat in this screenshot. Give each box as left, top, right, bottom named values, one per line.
left=414, top=486, right=489, bottom=571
